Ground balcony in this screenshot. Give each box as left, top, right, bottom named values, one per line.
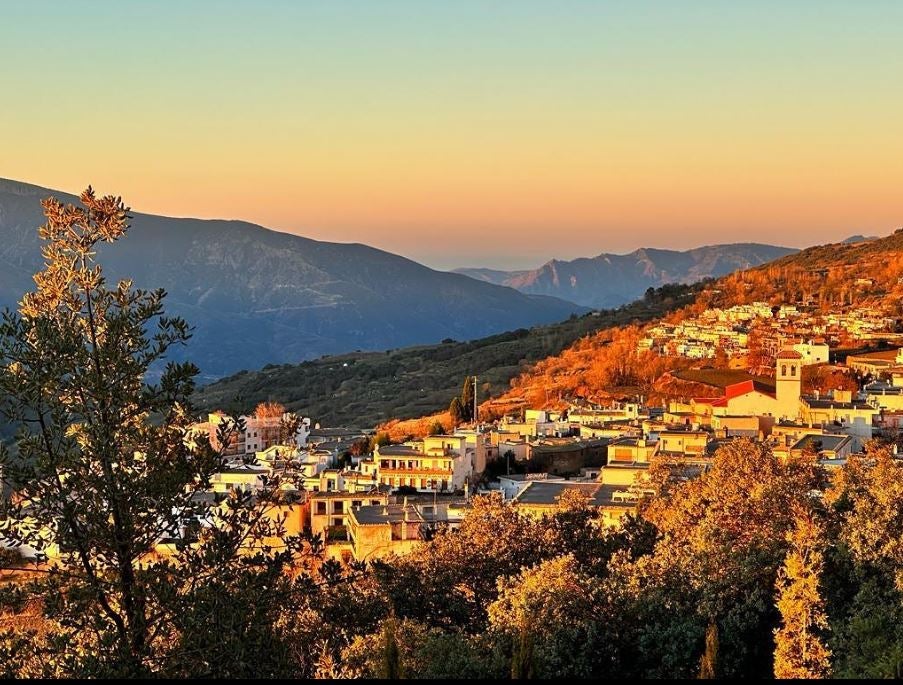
left=379, top=467, right=452, bottom=477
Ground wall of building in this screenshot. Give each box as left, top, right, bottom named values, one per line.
left=530, top=442, right=607, bottom=475
left=600, top=464, right=649, bottom=487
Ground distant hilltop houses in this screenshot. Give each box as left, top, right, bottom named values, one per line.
left=7, top=346, right=903, bottom=565
left=639, top=301, right=900, bottom=361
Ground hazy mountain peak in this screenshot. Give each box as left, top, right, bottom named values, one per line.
left=454, top=242, right=798, bottom=309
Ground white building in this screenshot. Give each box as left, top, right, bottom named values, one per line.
left=793, top=341, right=830, bottom=366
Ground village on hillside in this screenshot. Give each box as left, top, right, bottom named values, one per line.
left=12, top=334, right=901, bottom=566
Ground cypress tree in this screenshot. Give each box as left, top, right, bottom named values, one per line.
left=461, top=376, right=475, bottom=422
left=449, top=397, right=465, bottom=426
left=380, top=617, right=403, bottom=679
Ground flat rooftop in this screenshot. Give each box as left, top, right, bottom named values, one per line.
left=377, top=445, right=428, bottom=457
left=350, top=504, right=426, bottom=526
left=802, top=398, right=874, bottom=410
left=791, top=434, right=851, bottom=452
left=513, top=481, right=636, bottom=508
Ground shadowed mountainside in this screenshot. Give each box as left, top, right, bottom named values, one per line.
left=0, top=179, right=583, bottom=378
left=193, top=283, right=704, bottom=427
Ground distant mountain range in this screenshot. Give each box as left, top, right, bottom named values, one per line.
left=0, top=179, right=583, bottom=378
left=454, top=243, right=798, bottom=309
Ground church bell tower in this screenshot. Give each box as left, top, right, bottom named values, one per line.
left=775, top=348, right=803, bottom=420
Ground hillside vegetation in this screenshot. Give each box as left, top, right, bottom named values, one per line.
left=194, top=283, right=705, bottom=427
left=703, top=229, right=903, bottom=313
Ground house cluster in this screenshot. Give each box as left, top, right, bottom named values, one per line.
left=183, top=417, right=494, bottom=563
left=496, top=345, right=903, bottom=528
left=856, top=347, right=903, bottom=432
left=640, top=301, right=898, bottom=360
left=156, top=346, right=903, bottom=561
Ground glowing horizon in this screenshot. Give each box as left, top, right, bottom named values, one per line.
left=2, top=1, right=902, bottom=270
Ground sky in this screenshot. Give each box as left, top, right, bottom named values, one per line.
left=2, top=1, right=902, bottom=270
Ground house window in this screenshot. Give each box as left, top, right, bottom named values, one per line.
left=781, top=365, right=787, bottom=377
left=316, top=502, right=327, bottom=515
left=790, top=365, right=796, bottom=377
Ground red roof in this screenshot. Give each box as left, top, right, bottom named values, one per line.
left=694, top=379, right=775, bottom=407
left=724, top=380, right=756, bottom=399
left=776, top=349, right=803, bottom=360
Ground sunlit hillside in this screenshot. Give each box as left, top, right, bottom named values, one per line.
left=478, top=230, right=903, bottom=419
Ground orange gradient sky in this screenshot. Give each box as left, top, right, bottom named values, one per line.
left=2, top=1, right=902, bottom=269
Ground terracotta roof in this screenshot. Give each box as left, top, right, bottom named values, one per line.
left=777, top=349, right=803, bottom=359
